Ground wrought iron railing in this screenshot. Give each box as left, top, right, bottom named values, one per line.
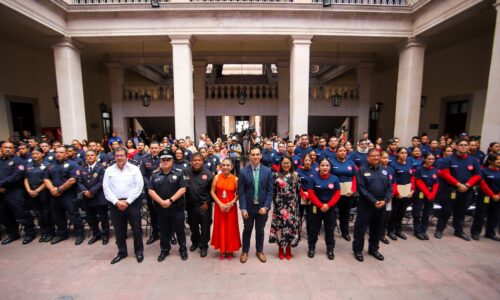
left=68, top=0, right=421, bottom=5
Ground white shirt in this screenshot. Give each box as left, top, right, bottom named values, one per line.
left=103, top=162, right=144, bottom=205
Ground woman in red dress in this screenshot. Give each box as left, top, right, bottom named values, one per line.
left=126, top=139, right=138, bottom=160
left=210, top=158, right=241, bottom=260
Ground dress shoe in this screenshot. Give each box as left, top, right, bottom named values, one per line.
left=354, top=252, right=364, bottom=262
left=485, top=235, right=500, bottom=242
left=380, top=236, right=390, bottom=244
left=388, top=232, right=398, bottom=241
left=471, top=233, right=480, bottom=241
left=22, top=235, right=35, bottom=245
left=414, top=233, right=425, bottom=241
left=434, top=231, right=443, bottom=239
left=75, top=236, right=85, bottom=246
left=189, top=243, right=199, bottom=252
left=327, top=250, right=334, bottom=260
left=307, top=249, right=315, bottom=258
left=102, top=236, right=109, bottom=245
left=50, top=236, right=68, bottom=245
left=44, top=235, right=54, bottom=243
left=240, top=252, right=248, bottom=263
left=180, top=251, right=188, bottom=261
left=146, top=235, right=159, bottom=245
left=285, top=246, right=292, bottom=260
left=170, top=234, right=177, bottom=245
left=395, top=232, right=407, bottom=240
left=88, top=235, right=101, bottom=245
left=256, top=252, right=267, bottom=263
left=278, top=247, right=285, bottom=260
left=157, top=251, right=169, bottom=262
left=110, top=254, right=127, bottom=264
left=200, top=248, right=208, bottom=257
left=39, top=235, right=46, bottom=243
left=368, top=250, right=384, bottom=261
left=1, top=235, right=20, bottom=245
left=136, top=254, right=144, bottom=263
left=454, top=232, right=471, bottom=241
left=422, top=233, right=430, bottom=240
left=342, top=234, right=351, bottom=242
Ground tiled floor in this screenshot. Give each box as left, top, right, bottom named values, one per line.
left=1, top=220, right=499, bottom=300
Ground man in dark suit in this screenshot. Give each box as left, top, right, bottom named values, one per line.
left=238, top=146, right=274, bottom=263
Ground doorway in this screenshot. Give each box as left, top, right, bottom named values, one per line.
left=444, top=100, right=468, bottom=138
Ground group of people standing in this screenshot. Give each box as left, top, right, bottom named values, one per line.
left=0, top=131, right=498, bottom=264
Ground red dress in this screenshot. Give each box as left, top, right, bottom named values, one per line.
left=211, top=173, right=241, bottom=253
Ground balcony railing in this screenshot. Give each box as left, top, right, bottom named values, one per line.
left=206, top=84, right=279, bottom=99
left=67, top=0, right=420, bottom=5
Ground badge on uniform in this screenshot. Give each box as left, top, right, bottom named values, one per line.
left=64, top=163, right=69, bottom=168
left=312, top=206, right=317, bottom=214
left=382, top=170, right=388, bottom=176
left=419, top=192, right=424, bottom=199
left=8, top=161, right=13, bottom=166
left=467, top=165, right=474, bottom=171
left=172, top=175, right=178, bottom=180
left=40, top=165, right=45, bottom=170
left=386, top=201, right=392, bottom=211
left=364, top=172, right=371, bottom=176
left=207, top=163, right=211, bottom=167
left=328, top=183, right=334, bottom=189
left=450, top=192, right=457, bottom=200
left=484, top=196, right=490, bottom=204
left=93, top=173, right=98, bottom=178
left=76, top=169, right=80, bottom=175
left=201, top=174, right=208, bottom=180
left=28, top=159, right=32, bottom=163
left=48, top=156, right=53, bottom=160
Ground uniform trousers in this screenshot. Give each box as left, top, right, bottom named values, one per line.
left=436, top=189, right=473, bottom=234
left=471, top=193, right=500, bottom=237
left=51, top=191, right=84, bottom=238
left=388, top=197, right=411, bottom=234
left=146, top=194, right=159, bottom=236
left=187, top=204, right=212, bottom=250
left=308, top=205, right=336, bottom=251
left=84, top=203, right=110, bottom=238
left=353, top=199, right=385, bottom=253
left=0, top=189, right=35, bottom=237
left=156, top=204, right=187, bottom=253
left=337, top=195, right=352, bottom=236
left=27, top=190, right=54, bottom=236
left=412, top=196, right=433, bottom=234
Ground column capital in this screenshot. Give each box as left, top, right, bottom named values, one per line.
left=169, top=35, right=193, bottom=46
left=52, top=37, right=83, bottom=53
left=289, top=35, right=313, bottom=45
left=398, top=37, right=426, bottom=51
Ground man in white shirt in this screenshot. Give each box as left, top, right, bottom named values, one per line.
left=103, top=147, right=144, bottom=264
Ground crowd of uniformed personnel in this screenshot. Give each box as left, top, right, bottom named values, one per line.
left=0, top=131, right=498, bottom=264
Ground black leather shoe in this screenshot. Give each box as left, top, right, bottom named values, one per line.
left=354, top=252, right=364, bottom=262
left=327, top=250, right=334, bottom=260
left=471, top=233, right=480, bottom=241
left=190, top=244, right=199, bottom=252
left=485, top=235, right=500, bottom=242
left=170, top=234, right=177, bottom=245
left=44, top=235, right=54, bottom=243
left=39, top=235, right=46, bottom=243
left=414, top=233, right=425, bottom=241
left=50, top=236, right=68, bottom=245
left=454, top=232, right=471, bottom=241
left=75, top=236, right=85, bottom=246
left=136, top=254, right=144, bottom=263
left=380, top=236, right=390, bottom=244
left=307, top=249, right=315, bottom=258
left=111, top=254, right=127, bottom=264
left=88, top=235, right=101, bottom=245
left=22, top=235, right=35, bottom=245
left=1, top=235, right=20, bottom=245
left=146, top=235, right=159, bottom=245
left=395, top=232, right=407, bottom=240
left=342, top=234, right=351, bottom=242
left=180, top=251, right=188, bottom=261
left=434, top=231, right=443, bottom=239
left=368, top=250, right=384, bottom=261
left=200, top=248, right=208, bottom=257
left=422, top=233, right=430, bottom=240
left=388, top=233, right=397, bottom=241
left=102, top=236, right=109, bottom=245
left=157, top=251, right=169, bottom=262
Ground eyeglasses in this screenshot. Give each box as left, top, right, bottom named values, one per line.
left=458, top=144, right=468, bottom=147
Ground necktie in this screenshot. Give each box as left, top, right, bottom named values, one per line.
left=253, top=167, right=259, bottom=204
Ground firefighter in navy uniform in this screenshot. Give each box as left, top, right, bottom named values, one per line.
left=77, top=150, right=110, bottom=245
left=140, top=142, right=162, bottom=245
left=0, top=142, right=36, bottom=245
left=43, top=146, right=85, bottom=245
left=352, top=149, right=392, bottom=262
left=67, top=145, right=85, bottom=167
left=199, top=147, right=217, bottom=175
left=148, top=151, right=188, bottom=261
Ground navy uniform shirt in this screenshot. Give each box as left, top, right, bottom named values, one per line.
left=174, top=159, right=190, bottom=173
left=140, top=154, right=161, bottom=188
left=415, top=165, right=439, bottom=188
left=183, top=166, right=213, bottom=208
left=148, top=169, right=186, bottom=210
left=76, top=149, right=86, bottom=160
left=440, top=153, right=481, bottom=187
left=207, top=154, right=221, bottom=168
left=18, top=153, right=32, bottom=165
left=349, top=151, right=368, bottom=168
left=182, top=149, right=193, bottom=162
left=106, top=151, right=116, bottom=166
left=297, top=167, right=317, bottom=191
left=261, top=148, right=277, bottom=168
left=68, top=156, right=84, bottom=167
left=96, top=152, right=109, bottom=167
left=25, top=160, right=49, bottom=189
left=390, top=161, right=413, bottom=185
left=43, top=152, right=56, bottom=164
left=356, top=164, right=393, bottom=204
left=203, top=158, right=217, bottom=175
left=430, top=148, right=442, bottom=160
left=319, top=148, right=337, bottom=164
left=132, top=151, right=148, bottom=166
left=469, top=151, right=486, bottom=165
left=290, top=154, right=302, bottom=170
left=43, top=159, right=79, bottom=192
left=308, top=173, right=340, bottom=203
left=294, top=145, right=313, bottom=158
left=480, top=167, right=500, bottom=195
left=271, top=151, right=285, bottom=170
left=0, top=155, right=26, bottom=190
left=408, top=156, right=423, bottom=169
left=331, top=157, right=357, bottom=183
left=77, top=163, right=106, bottom=206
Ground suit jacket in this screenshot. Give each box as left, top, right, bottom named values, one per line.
left=77, top=163, right=107, bottom=206
left=238, top=164, right=273, bottom=211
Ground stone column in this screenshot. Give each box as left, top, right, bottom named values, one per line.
left=255, top=115, right=261, bottom=136
left=394, top=38, right=426, bottom=146
left=106, top=63, right=127, bottom=141
left=277, top=61, right=290, bottom=138
left=289, top=35, right=312, bottom=138
left=193, top=61, right=207, bottom=142
left=53, top=38, right=87, bottom=144
left=480, top=0, right=500, bottom=151
left=356, top=63, right=374, bottom=141
left=170, top=35, right=194, bottom=139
